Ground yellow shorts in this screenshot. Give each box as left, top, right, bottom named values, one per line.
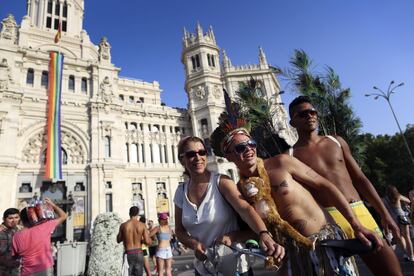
left=326, top=201, right=383, bottom=239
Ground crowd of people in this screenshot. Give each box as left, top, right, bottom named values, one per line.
left=1, top=96, right=414, bottom=276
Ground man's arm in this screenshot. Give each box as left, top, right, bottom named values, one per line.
left=336, top=135, right=400, bottom=238
left=142, top=225, right=152, bottom=245
left=218, top=175, right=285, bottom=260
left=44, top=197, right=67, bottom=226
left=286, top=155, right=383, bottom=249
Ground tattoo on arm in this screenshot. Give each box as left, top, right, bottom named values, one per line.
left=305, top=169, right=319, bottom=180
left=274, top=180, right=288, bottom=192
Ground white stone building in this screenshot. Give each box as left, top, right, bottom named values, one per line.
left=0, top=0, right=294, bottom=241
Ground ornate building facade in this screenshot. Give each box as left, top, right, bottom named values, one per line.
left=0, top=0, right=295, bottom=241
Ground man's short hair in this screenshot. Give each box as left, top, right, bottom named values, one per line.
left=3, top=208, right=19, bottom=219
left=288, top=96, right=313, bottom=118
left=129, top=206, right=139, bottom=217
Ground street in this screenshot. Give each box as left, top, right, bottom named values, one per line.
left=170, top=249, right=414, bottom=276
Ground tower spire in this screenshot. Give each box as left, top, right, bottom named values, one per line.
left=222, top=49, right=232, bottom=69
left=196, top=21, right=203, bottom=39
left=259, top=46, right=268, bottom=67
left=208, top=25, right=216, bottom=43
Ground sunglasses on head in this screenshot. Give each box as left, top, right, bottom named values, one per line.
left=181, top=149, right=207, bottom=158
left=233, top=140, right=257, bottom=154
left=296, top=109, right=317, bottom=118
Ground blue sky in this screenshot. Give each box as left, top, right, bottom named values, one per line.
left=1, top=0, right=413, bottom=135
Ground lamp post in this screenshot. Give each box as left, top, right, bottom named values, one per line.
left=365, top=81, right=414, bottom=166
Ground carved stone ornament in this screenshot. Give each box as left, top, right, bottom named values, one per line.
left=194, top=85, right=206, bottom=100
left=98, top=37, right=111, bottom=62
left=0, top=14, right=18, bottom=44
left=22, top=130, right=85, bottom=164
left=0, top=59, right=13, bottom=91
left=100, top=121, right=113, bottom=137
left=99, top=77, right=114, bottom=104
left=213, top=85, right=222, bottom=99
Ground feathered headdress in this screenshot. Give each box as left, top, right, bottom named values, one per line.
left=210, top=89, right=250, bottom=157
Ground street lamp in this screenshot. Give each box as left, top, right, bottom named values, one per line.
left=365, top=81, right=414, bottom=166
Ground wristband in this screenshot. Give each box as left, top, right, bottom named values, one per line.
left=259, top=230, right=272, bottom=238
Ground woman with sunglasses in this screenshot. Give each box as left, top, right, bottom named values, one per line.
left=173, top=136, right=284, bottom=275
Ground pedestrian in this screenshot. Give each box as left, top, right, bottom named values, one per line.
left=117, top=206, right=152, bottom=276
left=384, top=185, right=413, bottom=261
left=288, top=96, right=402, bottom=275
left=0, top=208, right=21, bottom=276
left=147, top=220, right=158, bottom=274
left=211, top=123, right=382, bottom=275
left=138, top=216, right=152, bottom=276
left=12, top=197, right=67, bottom=276
left=149, top=213, right=173, bottom=276
left=174, top=136, right=284, bottom=275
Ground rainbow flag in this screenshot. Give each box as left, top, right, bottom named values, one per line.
left=45, top=52, right=64, bottom=180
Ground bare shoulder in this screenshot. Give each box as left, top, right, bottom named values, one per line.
left=329, top=135, right=349, bottom=146
left=266, top=154, right=294, bottom=167
left=219, top=174, right=237, bottom=190
left=219, top=174, right=233, bottom=183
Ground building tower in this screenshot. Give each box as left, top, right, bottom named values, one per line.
left=181, top=23, right=228, bottom=172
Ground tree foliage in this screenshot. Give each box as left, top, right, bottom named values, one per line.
left=284, top=49, right=364, bottom=163
left=361, top=125, right=414, bottom=196
left=236, top=78, right=290, bottom=158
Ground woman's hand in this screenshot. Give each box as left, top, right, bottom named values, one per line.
left=217, top=234, right=232, bottom=246
left=193, top=241, right=207, bottom=261
left=259, top=231, right=285, bottom=265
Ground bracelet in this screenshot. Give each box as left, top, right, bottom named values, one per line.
left=259, top=230, right=272, bottom=238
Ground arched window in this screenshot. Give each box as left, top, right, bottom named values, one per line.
left=41, top=71, right=48, bottom=88
left=62, top=148, right=68, bottom=165
left=68, top=75, right=75, bottom=91
left=81, top=77, right=87, bottom=93
left=131, top=143, right=138, bottom=163
left=104, top=136, right=111, bottom=158
left=207, top=54, right=211, bottom=66
left=26, top=68, right=34, bottom=86
left=125, top=143, right=129, bottom=162
left=195, top=54, right=200, bottom=68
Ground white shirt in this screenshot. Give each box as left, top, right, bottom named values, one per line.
left=173, top=172, right=239, bottom=248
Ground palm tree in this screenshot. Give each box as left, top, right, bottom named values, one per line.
left=284, top=49, right=364, bottom=163
left=236, top=78, right=290, bottom=158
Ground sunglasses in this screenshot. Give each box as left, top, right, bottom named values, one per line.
left=181, top=149, right=207, bottom=158
left=296, top=109, right=318, bottom=118
left=233, top=140, right=257, bottom=154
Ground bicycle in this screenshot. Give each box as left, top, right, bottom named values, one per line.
left=193, top=238, right=375, bottom=275
left=193, top=239, right=277, bottom=275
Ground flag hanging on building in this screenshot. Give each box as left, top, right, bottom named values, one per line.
left=54, top=21, right=61, bottom=43
left=45, top=52, right=64, bottom=180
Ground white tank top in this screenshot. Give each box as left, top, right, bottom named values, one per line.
left=173, top=172, right=239, bottom=247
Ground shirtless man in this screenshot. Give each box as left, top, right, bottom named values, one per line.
left=117, top=206, right=152, bottom=276
left=220, top=129, right=383, bottom=275
left=288, top=96, right=402, bottom=275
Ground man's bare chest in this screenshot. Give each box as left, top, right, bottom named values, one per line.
left=294, top=144, right=345, bottom=174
